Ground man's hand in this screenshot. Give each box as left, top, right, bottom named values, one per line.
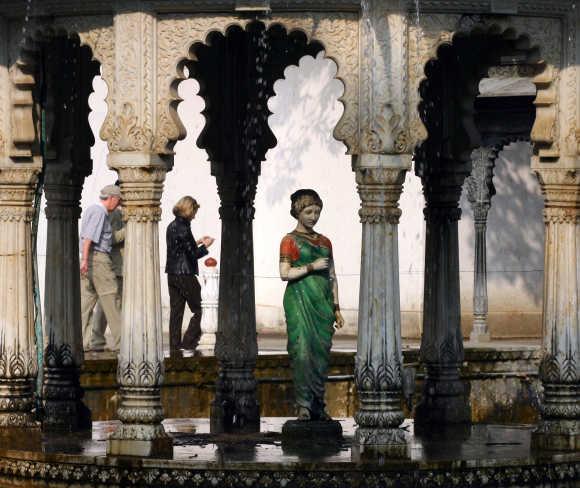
left=80, top=259, right=88, bottom=276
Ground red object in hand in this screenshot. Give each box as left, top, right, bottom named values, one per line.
left=204, top=257, right=218, bottom=267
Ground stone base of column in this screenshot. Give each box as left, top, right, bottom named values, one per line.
left=42, top=366, right=91, bottom=431
left=197, top=335, right=216, bottom=354
left=0, top=378, right=38, bottom=428
left=353, top=428, right=409, bottom=459
left=531, top=419, right=579, bottom=451
left=210, top=367, right=260, bottom=434
left=108, top=424, right=174, bottom=457
left=469, top=331, right=491, bottom=342
left=355, top=391, right=405, bottom=432
left=469, top=316, right=490, bottom=342
left=107, top=386, right=173, bottom=457
left=531, top=383, right=579, bottom=451
left=415, top=368, right=471, bottom=426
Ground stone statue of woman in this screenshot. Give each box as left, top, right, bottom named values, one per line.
left=279, top=189, right=344, bottom=422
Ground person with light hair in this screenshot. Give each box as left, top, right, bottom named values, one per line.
left=80, top=184, right=123, bottom=352
left=165, top=196, right=215, bottom=357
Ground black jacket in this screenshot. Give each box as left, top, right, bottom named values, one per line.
left=165, top=216, right=208, bottom=275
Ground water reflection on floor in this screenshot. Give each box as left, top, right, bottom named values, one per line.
left=28, top=417, right=549, bottom=466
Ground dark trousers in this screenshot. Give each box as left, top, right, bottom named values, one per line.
left=168, top=274, right=202, bottom=353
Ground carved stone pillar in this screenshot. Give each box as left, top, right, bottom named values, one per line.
left=107, top=157, right=173, bottom=457
left=415, top=177, right=471, bottom=426
left=532, top=169, right=579, bottom=451
left=42, top=164, right=90, bottom=430
left=465, top=147, right=496, bottom=342
left=0, top=167, right=40, bottom=428
left=353, top=154, right=409, bottom=447
left=211, top=175, right=260, bottom=434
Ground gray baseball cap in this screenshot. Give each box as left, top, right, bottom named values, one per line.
left=99, top=184, right=121, bottom=199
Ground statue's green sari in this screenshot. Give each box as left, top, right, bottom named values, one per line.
left=282, top=232, right=335, bottom=417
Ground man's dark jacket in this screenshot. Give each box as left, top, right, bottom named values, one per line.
left=165, top=216, right=208, bottom=275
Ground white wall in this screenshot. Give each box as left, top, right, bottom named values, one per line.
left=36, top=55, right=544, bottom=341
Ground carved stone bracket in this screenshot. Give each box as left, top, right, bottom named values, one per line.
left=353, top=154, right=410, bottom=446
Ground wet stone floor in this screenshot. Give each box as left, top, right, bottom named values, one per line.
left=8, top=417, right=565, bottom=464
left=0, top=418, right=579, bottom=487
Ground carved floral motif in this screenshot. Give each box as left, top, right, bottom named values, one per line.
left=107, top=103, right=154, bottom=152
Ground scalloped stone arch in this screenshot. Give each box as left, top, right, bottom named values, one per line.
left=155, top=12, right=359, bottom=158
left=9, top=23, right=108, bottom=165
left=412, top=19, right=559, bottom=173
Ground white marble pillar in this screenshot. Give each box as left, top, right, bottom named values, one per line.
left=199, top=260, right=219, bottom=354
left=353, top=154, right=410, bottom=446
left=415, top=178, right=471, bottom=426
left=465, top=147, right=496, bottom=342
left=0, top=166, right=40, bottom=427
left=532, top=169, right=579, bottom=451
left=42, top=164, right=90, bottom=430
left=107, top=158, right=172, bottom=457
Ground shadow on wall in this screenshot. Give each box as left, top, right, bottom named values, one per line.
left=461, top=141, right=544, bottom=305
left=264, top=51, right=346, bottom=206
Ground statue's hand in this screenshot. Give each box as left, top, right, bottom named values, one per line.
left=334, top=311, right=345, bottom=329
left=311, top=257, right=329, bottom=271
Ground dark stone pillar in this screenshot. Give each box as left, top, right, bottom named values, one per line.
left=415, top=180, right=471, bottom=426
left=211, top=176, right=260, bottom=433
left=42, top=165, right=90, bottom=431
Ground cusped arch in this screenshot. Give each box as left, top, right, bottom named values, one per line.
left=414, top=20, right=557, bottom=184
left=9, top=23, right=106, bottom=169
left=156, top=13, right=359, bottom=159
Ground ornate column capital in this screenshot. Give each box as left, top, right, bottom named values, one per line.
left=109, top=154, right=168, bottom=223
left=353, top=154, right=410, bottom=225
left=0, top=166, right=40, bottom=204
left=43, top=164, right=84, bottom=222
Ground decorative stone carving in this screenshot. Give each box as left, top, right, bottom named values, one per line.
left=0, top=18, right=8, bottom=160
left=0, top=166, right=40, bottom=428
left=107, top=157, right=172, bottom=457
left=101, top=11, right=156, bottom=155
left=0, top=449, right=578, bottom=486
left=531, top=168, right=579, bottom=451
left=107, top=103, right=154, bottom=152
left=353, top=154, right=410, bottom=446
left=156, top=12, right=359, bottom=155
left=360, top=1, right=409, bottom=155
left=465, top=147, right=496, bottom=342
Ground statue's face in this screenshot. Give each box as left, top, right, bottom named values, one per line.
left=298, top=204, right=322, bottom=230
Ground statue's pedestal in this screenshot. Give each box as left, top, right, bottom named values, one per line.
left=282, top=419, right=343, bottom=441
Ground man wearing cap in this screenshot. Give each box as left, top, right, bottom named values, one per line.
left=79, top=184, right=122, bottom=352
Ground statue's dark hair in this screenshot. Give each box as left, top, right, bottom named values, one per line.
left=290, top=189, right=323, bottom=219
